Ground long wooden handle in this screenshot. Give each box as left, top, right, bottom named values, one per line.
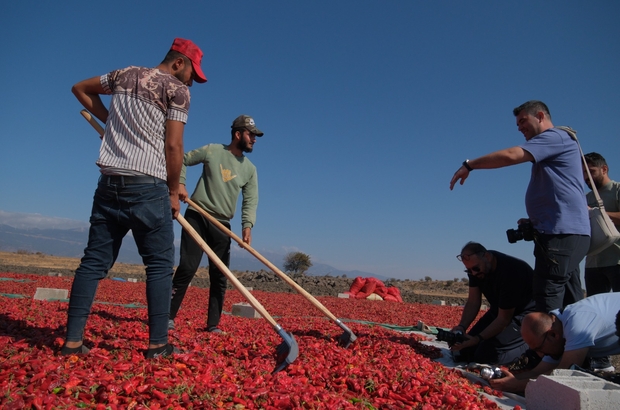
left=80, top=109, right=105, bottom=137
left=185, top=198, right=341, bottom=323
left=176, top=214, right=281, bottom=330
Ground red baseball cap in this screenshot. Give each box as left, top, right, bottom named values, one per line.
left=170, top=38, right=207, bottom=83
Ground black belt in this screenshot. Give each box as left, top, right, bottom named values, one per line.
left=99, top=175, right=166, bottom=185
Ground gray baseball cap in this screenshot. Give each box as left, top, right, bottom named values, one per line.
left=231, top=115, right=264, bottom=137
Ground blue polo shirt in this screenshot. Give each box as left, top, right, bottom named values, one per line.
left=543, top=293, right=620, bottom=365
left=520, top=128, right=589, bottom=235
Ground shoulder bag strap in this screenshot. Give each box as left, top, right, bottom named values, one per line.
left=556, top=125, right=604, bottom=208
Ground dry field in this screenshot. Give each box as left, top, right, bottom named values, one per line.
left=0, top=250, right=472, bottom=305
left=0, top=250, right=149, bottom=276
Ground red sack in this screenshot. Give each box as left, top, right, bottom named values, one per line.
left=387, top=286, right=403, bottom=303
left=383, top=295, right=398, bottom=302
left=359, top=278, right=377, bottom=295
left=374, top=282, right=388, bottom=298
left=349, top=277, right=366, bottom=295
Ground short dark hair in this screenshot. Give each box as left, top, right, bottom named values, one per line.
left=513, top=100, right=551, bottom=121
left=460, top=241, right=487, bottom=256
left=584, top=152, right=608, bottom=168
left=161, top=50, right=191, bottom=67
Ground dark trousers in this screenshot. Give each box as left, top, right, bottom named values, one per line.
left=585, top=265, right=620, bottom=296
left=170, top=208, right=230, bottom=329
left=459, top=309, right=529, bottom=365
left=533, top=234, right=589, bottom=312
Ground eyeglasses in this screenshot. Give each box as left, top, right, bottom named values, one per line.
left=464, top=266, right=482, bottom=275
left=531, top=330, right=549, bottom=352
left=456, top=251, right=485, bottom=262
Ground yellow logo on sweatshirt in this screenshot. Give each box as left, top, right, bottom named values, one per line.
left=220, top=164, right=237, bottom=182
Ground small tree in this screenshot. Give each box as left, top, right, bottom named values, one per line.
left=283, top=252, right=312, bottom=274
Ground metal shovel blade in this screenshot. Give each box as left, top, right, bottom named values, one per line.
left=333, top=319, right=357, bottom=349
left=338, top=328, right=358, bottom=349
left=272, top=330, right=299, bottom=374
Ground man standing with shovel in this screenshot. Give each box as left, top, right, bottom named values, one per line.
left=63, top=38, right=207, bottom=358
left=169, top=115, right=263, bottom=333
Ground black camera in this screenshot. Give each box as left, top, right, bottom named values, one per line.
left=506, top=222, right=536, bottom=244
left=436, top=329, right=466, bottom=346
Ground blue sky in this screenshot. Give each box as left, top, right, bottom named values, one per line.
left=1, top=1, right=619, bottom=280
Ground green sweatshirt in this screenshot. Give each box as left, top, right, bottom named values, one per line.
left=180, top=144, right=258, bottom=229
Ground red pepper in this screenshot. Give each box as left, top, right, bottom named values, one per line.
left=63, top=377, right=81, bottom=389
left=152, top=389, right=167, bottom=401
left=31, top=396, right=44, bottom=410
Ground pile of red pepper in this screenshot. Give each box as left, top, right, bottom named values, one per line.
left=0, top=272, right=506, bottom=409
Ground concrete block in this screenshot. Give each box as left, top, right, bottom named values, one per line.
left=245, top=287, right=253, bottom=291
left=525, top=369, right=620, bottom=410
left=231, top=302, right=261, bottom=319
left=432, top=300, right=446, bottom=306
left=34, top=288, right=68, bottom=301
left=338, top=293, right=350, bottom=298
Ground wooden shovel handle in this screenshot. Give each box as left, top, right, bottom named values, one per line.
left=176, top=214, right=281, bottom=330
left=185, top=198, right=341, bottom=323
left=80, top=110, right=105, bottom=138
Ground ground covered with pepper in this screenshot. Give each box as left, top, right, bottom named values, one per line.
left=0, top=271, right=507, bottom=409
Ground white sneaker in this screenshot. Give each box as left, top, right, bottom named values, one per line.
left=588, top=356, right=614, bottom=372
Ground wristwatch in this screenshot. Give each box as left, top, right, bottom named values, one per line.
left=462, top=160, right=473, bottom=172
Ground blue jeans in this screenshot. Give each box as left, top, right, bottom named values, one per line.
left=66, top=176, right=174, bottom=345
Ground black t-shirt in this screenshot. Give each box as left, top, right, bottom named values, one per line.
left=469, top=251, right=535, bottom=316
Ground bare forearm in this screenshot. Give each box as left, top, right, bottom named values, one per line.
left=607, top=211, right=620, bottom=225
left=72, top=76, right=108, bottom=124
left=458, top=301, right=481, bottom=330
left=166, top=150, right=183, bottom=194
left=164, top=121, right=185, bottom=195
left=166, top=144, right=184, bottom=195
left=468, top=147, right=532, bottom=170
left=517, top=360, right=556, bottom=380
left=450, top=147, right=533, bottom=190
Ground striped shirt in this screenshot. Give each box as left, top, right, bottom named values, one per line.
left=97, top=66, right=191, bottom=180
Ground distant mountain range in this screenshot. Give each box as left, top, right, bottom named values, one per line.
left=0, top=218, right=388, bottom=281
